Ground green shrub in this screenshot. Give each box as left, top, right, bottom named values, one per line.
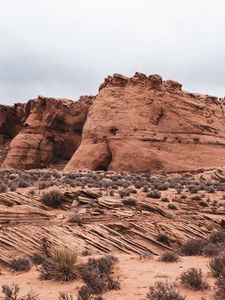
left=39, top=247, right=78, bottom=282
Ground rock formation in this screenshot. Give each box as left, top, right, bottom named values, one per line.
left=65, top=72, right=225, bottom=172
left=3, top=96, right=93, bottom=169
left=2, top=72, right=225, bottom=172
left=0, top=104, right=25, bottom=144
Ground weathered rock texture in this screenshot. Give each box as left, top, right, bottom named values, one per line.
left=0, top=104, right=25, bottom=166
left=3, top=96, right=93, bottom=169
left=65, top=72, right=225, bottom=172
left=0, top=104, right=25, bottom=144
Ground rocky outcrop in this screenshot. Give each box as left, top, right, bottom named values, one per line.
left=0, top=104, right=25, bottom=144
left=3, top=96, right=93, bottom=169
left=65, top=72, right=225, bottom=172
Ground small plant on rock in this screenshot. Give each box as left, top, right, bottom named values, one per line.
left=41, top=188, right=65, bottom=208
left=122, top=198, right=137, bottom=206
left=156, top=233, right=171, bottom=246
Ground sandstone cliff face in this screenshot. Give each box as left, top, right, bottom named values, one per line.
left=65, top=72, right=225, bottom=172
left=3, top=96, right=93, bottom=169
left=0, top=104, right=24, bottom=144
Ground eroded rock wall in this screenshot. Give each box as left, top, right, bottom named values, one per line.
left=3, top=96, right=93, bottom=169
left=65, top=72, right=225, bottom=172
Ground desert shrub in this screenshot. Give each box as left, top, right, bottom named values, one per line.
left=207, top=186, right=215, bottom=193
left=199, top=201, right=208, bottom=207
left=160, top=251, right=178, bottom=262
left=155, top=183, right=169, bottom=191
left=18, top=178, right=31, bottom=188
left=214, top=276, right=225, bottom=300
left=31, top=253, right=46, bottom=265
left=203, top=242, right=223, bottom=257
left=168, top=203, right=177, bottom=210
left=143, top=185, right=149, bottom=192
left=122, top=198, right=137, bottom=206
left=188, top=185, right=199, bottom=194
left=147, top=281, right=186, bottom=300
left=68, top=214, right=83, bottom=225
left=156, top=233, right=171, bottom=246
left=2, top=284, right=38, bottom=300
left=77, top=285, right=105, bottom=300
left=209, top=231, right=225, bottom=244
left=180, top=268, right=209, bottom=290
left=109, top=189, right=115, bottom=196
left=58, top=292, right=73, bottom=300
left=0, top=183, right=7, bottom=193
left=129, top=187, right=137, bottom=194
left=41, top=189, right=65, bottom=208
left=80, top=255, right=119, bottom=294
left=77, top=285, right=92, bottom=300
left=192, top=195, right=202, bottom=201
left=82, top=249, right=91, bottom=256
left=210, top=252, right=225, bottom=278
left=181, top=238, right=206, bottom=256
left=119, top=189, right=130, bottom=198
left=161, top=197, right=170, bottom=202
left=38, top=180, right=55, bottom=190
left=9, top=256, right=31, bottom=272
left=39, top=247, right=78, bottom=282
left=147, top=191, right=161, bottom=199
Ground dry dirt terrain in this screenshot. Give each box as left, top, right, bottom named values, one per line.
left=1, top=74, right=225, bottom=299
left=0, top=168, right=225, bottom=299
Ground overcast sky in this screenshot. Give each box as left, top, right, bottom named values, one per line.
left=0, top=0, right=224, bottom=104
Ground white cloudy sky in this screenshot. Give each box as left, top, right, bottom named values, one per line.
left=0, top=0, right=225, bottom=104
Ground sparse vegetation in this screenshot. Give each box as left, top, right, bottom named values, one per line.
left=80, top=255, right=119, bottom=295
left=58, top=292, right=73, bottom=300
left=122, top=198, right=137, bottom=206
left=147, top=281, right=186, bottom=300
left=156, top=233, right=171, bottom=246
left=210, top=252, right=225, bottom=278
left=160, top=251, right=179, bottom=262
left=214, top=276, right=225, bottom=300
left=9, top=256, right=31, bottom=272
left=168, top=203, right=177, bottom=210
left=181, top=238, right=206, bottom=256
left=41, top=188, right=65, bottom=208
left=31, top=253, right=46, bottom=265
left=2, top=284, right=38, bottom=300
left=180, top=268, right=209, bottom=290
left=147, top=190, right=161, bottom=199
left=68, top=213, right=83, bottom=225
left=39, top=247, right=78, bottom=282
